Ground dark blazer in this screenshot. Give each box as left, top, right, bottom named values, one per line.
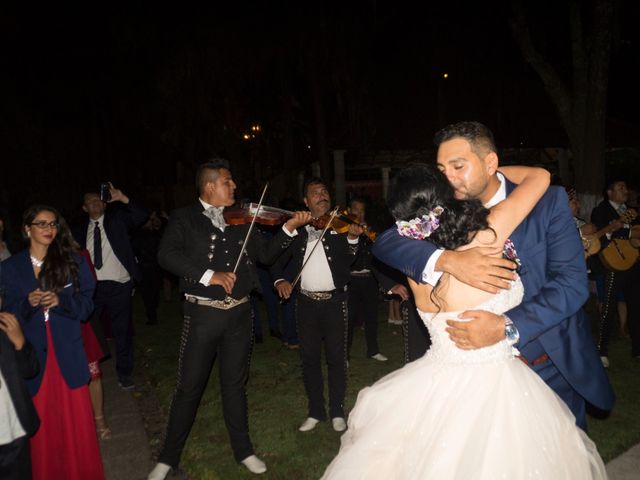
left=73, top=201, right=149, bottom=283
left=0, top=333, right=40, bottom=437
left=0, top=250, right=95, bottom=396
left=158, top=202, right=296, bottom=300
left=372, top=183, right=615, bottom=411
left=270, top=227, right=358, bottom=290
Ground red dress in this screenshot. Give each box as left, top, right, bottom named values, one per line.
left=30, top=321, right=105, bottom=480
left=78, top=249, right=107, bottom=377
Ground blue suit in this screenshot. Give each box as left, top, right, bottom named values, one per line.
left=0, top=251, right=95, bottom=396
left=372, top=183, right=615, bottom=427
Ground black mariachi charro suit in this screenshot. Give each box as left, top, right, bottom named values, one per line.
left=591, top=200, right=640, bottom=358
left=156, top=202, right=295, bottom=466
left=347, top=235, right=397, bottom=358
left=270, top=226, right=358, bottom=420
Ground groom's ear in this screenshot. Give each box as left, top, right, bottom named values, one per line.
left=484, top=152, right=499, bottom=175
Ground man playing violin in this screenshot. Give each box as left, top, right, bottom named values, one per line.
left=271, top=177, right=364, bottom=434
left=148, top=160, right=311, bottom=479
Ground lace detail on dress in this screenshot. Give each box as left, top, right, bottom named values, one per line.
left=417, top=278, right=524, bottom=365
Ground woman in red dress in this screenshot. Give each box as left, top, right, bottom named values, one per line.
left=0, top=205, right=105, bottom=480
left=78, top=248, right=111, bottom=440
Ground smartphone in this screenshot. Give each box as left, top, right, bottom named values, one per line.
left=100, top=182, right=112, bottom=202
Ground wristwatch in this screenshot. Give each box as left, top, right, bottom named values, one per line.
left=503, top=315, right=520, bottom=346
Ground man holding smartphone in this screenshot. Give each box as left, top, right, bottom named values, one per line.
left=73, top=183, right=148, bottom=389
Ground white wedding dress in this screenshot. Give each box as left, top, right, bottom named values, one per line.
left=322, top=279, right=607, bottom=479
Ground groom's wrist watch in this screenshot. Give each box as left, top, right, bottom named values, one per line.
left=503, top=315, right=520, bottom=346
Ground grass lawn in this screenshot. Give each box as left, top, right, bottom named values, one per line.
left=134, top=293, right=640, bottom=480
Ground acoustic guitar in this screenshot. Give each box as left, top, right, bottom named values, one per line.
left=598, top=209, right=639, bottom=271
left=582, top=209, right=637, bottom=258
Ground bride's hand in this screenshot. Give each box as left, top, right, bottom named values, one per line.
left=437, top=247, right=517, bottom=294
left=445, top=310, right=504, bottom=349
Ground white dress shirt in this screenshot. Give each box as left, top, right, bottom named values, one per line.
left=0, top=367, right=27, bottom=445
left=86, top=215, right=130, bottom=283
left=300, top=226, right=337, bottom=292
left=197, top=199, right=297, bottom=288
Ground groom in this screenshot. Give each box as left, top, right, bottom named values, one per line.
left=372, top=121, right=614, bottom=429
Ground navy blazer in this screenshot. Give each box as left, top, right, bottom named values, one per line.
left=0, top=250, right=95, bottom=396
left=73, top=201, right=148, bottom=283
left=372, top=183, right=615, bottom=411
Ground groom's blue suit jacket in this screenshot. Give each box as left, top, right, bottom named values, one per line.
left=372, top=181, right=615, bottom=412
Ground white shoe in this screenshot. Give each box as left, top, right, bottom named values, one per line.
left=241, top=455, right=267, bottom=474
left=332, top=417, right=347, bottom=432
left=299, top=417, right=320, bottom=432
left=387, top=319, right=403, bottom=325
left=370, top=353, right=388, bottom=362
left=600, top=356, right=610, bottom=368
left=148, top=463, right=171, bottom=480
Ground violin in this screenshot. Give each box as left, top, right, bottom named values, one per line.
left=223, top=203, right=377, bottom=241
left=223, top=203, right=294, bottom=226
left=311, top=208, right=377, bottom=242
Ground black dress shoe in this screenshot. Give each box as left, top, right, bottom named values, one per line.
left=269, top=329, right=283, bottom=340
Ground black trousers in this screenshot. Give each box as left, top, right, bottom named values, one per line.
left=403, top=298, right=431, bottom=363
left=93, top=280, right=134, bottom=380
left=0, top=436, right=31, bottom=480
left=296, top=291, right=348, bottom=420
left=139, top=266, right=162, bottom=324
left=159, top=301, right=254, bottom=466
left=598, top=265, right=640, bottom=357
left=347, top=274, right=380, bottom=358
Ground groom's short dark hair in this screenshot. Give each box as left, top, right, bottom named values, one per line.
left=434, top=121, right=497, bottom=158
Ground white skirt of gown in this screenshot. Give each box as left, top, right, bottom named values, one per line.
left=321, top=279, right=607, bottom=479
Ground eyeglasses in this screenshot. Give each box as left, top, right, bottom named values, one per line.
left=30, top=221, right=60, bottom=230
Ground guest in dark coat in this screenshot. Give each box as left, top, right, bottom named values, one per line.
left=72, top=183, right=148, bottom=388
left=0, top=310, right=39, bottom=480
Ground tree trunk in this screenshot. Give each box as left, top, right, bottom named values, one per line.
left=510, top=0, right=614, bottom=194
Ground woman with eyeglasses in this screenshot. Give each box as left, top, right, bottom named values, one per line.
left=0, top=205, right=105, bottom=480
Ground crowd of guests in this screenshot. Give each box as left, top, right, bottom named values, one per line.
left=0, top=153, right=637, bottom=478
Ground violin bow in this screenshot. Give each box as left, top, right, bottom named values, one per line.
left=289, top=206, right=340, bottom=291
left=232, top=182, right=269, bottom=274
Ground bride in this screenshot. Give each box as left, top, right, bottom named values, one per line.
left=321, top=164, right=607, bottom=479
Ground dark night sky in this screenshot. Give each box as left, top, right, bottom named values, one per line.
left=1, top=1, right=639, bottom=218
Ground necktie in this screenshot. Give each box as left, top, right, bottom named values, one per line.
left=203, top=206, right=226, bottom=232
left=93, top=221, right=103, bottom=269
left=617, top=204, right=627, bottom=216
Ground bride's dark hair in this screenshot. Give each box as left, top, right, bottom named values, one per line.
left=388, top=164, right=492, bottom=250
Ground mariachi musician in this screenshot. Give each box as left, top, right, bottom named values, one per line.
left=148, top=160, right=311, bottom=479
left=590, top=179, right=640, bottom=367
left=271, top=177, right=364, bottom=434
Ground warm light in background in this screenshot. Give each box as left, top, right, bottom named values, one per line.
left=443, top=73, right=449, bottom=79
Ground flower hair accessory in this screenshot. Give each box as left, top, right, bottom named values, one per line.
left=396, top=206, right=444, bottom=240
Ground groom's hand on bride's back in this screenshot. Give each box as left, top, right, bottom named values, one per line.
left=445, top=310, right=505, bottom=350
left=437, top=247, right=517, bottom=294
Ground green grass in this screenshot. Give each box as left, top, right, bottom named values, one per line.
left=135, top=293, right=640, bottom=479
